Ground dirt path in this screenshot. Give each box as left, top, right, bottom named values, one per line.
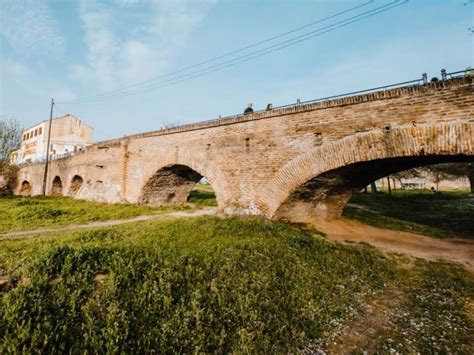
left=326, top=287, right=405, bottom=354
left=2, top=209, right=473, bottom=271
left=317, top=218, right=474, bottom=272
left=0, top=207, right=218, bottom=240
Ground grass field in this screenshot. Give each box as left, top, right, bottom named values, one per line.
left=188, top=183, right=217, bottom=207
left=1, top=190, right=473, bottom=351
left=1, top=216, right=473, bottom=352
left=344, top=189, right=474, bottom=239
left=0, top=196, right=163, bottom=233
left=1, top=217, right=394, bottom=353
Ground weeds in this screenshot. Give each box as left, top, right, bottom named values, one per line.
left=379, top=262, right=474, bottom=353
left=0, top=217, right=394, bottom=353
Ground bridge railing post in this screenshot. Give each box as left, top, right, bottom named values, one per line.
left=422, top=73, right=428, bottom=84
left=441, top=68, right=447, bottom=80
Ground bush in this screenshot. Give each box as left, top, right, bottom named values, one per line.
left=0, top=163, right=18, bottom=196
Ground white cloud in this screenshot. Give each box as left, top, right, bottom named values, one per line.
left=76, top=0, right=216, bottom=90
left=1, top=59, right=28, bottom=77
left=150, top=0, right=216, bottom=47
left=0, top=0, right=64, bottom=55
left=78, top=0, right=120, bottom=89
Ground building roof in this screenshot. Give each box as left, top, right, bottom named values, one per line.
left=22, top=114, right=94, bottom=133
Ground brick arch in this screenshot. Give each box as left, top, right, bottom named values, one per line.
left=257, top=121, right=474, bottom=220
left=137, top=150, right=235, bottom=210
left=51, top=176, right=63, bottom=196
left=68, top=175, right=84, bottom=196
left=19, top=180, right=32, bottom=196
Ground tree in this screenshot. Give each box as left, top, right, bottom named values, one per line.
left=369, top=181, right=378, bottom=194
left=469, top=163, right=474, bottom=193
left=161, top=121, right=181, bottom=129
left=0, top=118, right=22, bottom=167
left=0, top=117, right=22, bottom=194
left=422, top=163, right=473, bottom=192
left=392, top=167, right=423, bottom=188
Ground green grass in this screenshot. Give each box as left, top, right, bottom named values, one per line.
left=1, top=189, right=473, bottom=351
left=0, top=196, right=186, bottom=234
left=1, top=217, right=472, bottom=352
left=344, top=189, right=474, bottom=239
left=187, top=183, right=217, bottom=207
left=0, top=186, right=217, bottom=234
left=0, top=217, right=395, bottom=353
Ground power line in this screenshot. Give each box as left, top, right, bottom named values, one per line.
left=62, top=0, right=408, bottom=103
left=59, top=0, right=408, bottom=104
left=96, top=1, right=406, bottom=101
left=63, top=0, right=403, bottom=104
left=58, top=0, right=375, bottom=104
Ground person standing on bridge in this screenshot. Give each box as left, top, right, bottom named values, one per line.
left=244, top=102, right=254, bottom=114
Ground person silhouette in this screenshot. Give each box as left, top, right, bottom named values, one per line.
left=244, top=102, right=254, bottom=114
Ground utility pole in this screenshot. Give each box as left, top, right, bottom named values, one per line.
left=42, top=98, right=54, bottom=195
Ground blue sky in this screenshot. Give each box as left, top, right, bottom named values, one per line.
left=1, top=0, right=472, bottom=141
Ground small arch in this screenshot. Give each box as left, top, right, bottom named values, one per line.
left=141, top=164, right=209, bottom=206
left=51, top=176, right=63, bottom=196
left=19, top=181, right=32, bottom=196
left=69, top=175, right=84, bottom=196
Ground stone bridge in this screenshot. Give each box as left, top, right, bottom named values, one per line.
left=15, top=76, right=473, bottom=223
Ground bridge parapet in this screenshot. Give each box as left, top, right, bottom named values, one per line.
left=95, top=74, right=472, bottom=146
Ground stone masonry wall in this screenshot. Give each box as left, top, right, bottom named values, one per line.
left=15, top=77, right=474, bottom=221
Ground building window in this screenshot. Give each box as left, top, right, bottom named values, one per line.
left=39, top=127, right=42, bottom=135
left=26, top=132, right=29, bottom=140
left=34, top=129, right=38, bottom=136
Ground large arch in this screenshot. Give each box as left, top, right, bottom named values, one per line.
left=19, top=181, right=32, bottom=197
left=136, top=150, right=235, bottom=210
left=51, top=176, right=63, bottom=196
left=69, top=175, right=84, bottom=196
left=140, top=164, right=204, bottom=206
left=257, top=121, right=474, bottom=222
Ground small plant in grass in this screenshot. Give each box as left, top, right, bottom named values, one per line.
left=379, top=262, right=474, bottom=353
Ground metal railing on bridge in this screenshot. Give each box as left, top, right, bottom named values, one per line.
left=248, top=68, right=471, bottom=115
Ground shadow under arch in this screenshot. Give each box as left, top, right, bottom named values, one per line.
left=140, top=164, right=215, bottom=207
left=51, top=176, right=63, bottom=196
left=257, top=121, right=474, bottom=222
left=69, top=175, right=84, bottom=196
left=274, top=156, right=473, bottom=224
left=19, top=180, right=32, bottom=196
left=137, top=149, right=235, bottom=210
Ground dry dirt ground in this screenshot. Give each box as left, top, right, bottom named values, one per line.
left=325, top=287, right=406, bottom=354
left=317, top=217, right=474, bottom=272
